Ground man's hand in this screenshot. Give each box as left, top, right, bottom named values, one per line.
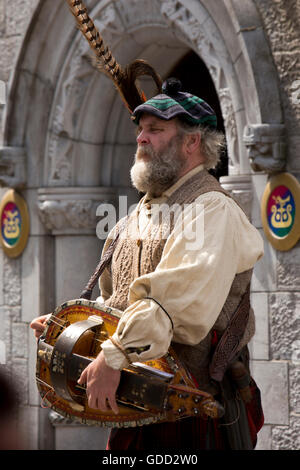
left=30, top=314, right=51, bottom=340
left=78, top=350, right=120, bottom=414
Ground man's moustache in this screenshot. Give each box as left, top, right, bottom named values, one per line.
left=136, top=145, right=155, bottom=159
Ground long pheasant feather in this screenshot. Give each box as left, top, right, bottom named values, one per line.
left=66, top=0, right=162, bottom=112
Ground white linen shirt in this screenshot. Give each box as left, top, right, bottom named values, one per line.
left=97, top=165, right=264, bottom=370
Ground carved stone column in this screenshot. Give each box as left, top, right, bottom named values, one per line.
left=37, top=187, right=118, bottom=304
left=219, top=174, right=253, bottom=219
left=37, top=187, right=117, bottom=235
left=0, top=147, right=27, bottom=189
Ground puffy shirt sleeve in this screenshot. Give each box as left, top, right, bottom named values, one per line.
left=101, top=192, right=264, bottom=370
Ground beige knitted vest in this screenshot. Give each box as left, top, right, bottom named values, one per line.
left=105, top=169, right=255, bottom=392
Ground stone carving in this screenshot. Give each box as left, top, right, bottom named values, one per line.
left=46, top=42, right=92, bottom=186
left=46, top=2, right=122, bottom=187
left=160, top=0, right=219, bottom=79
left=291, top=79, right=300, bottom=106
left=94, top=3, right=122, bottom=45
left=0, top=147, right=26, bottom=188
left=161, top=0, right=203, bottom=42
left=291, top=340, right=300, bottom=365
left=219, top=88, right=238, bottom=173
left=117, top=0, right=162, bottom=30
left=243, top=124, right=286, bottom=173
left=38, top=199, right=100, bottom=232
left=219, top=175, right=252, bottom=219
left=3, top=255, right=22, bottom=307
left=37, top=188, right=117, bottom=234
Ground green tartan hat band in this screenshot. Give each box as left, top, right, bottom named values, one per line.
left=131, top=78, right=217, bottom=129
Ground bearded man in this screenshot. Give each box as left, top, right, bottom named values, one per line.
left=31, top=79, right=264, bottom=450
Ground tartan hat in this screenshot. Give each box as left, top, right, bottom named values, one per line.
left=131, top=78, right=217, bottom=129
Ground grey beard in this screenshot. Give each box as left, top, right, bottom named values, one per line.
left=130, top=138, right=185, bottom=196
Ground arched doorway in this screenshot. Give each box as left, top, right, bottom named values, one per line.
left=167, top=50, right=228, bottom=180
left=0, top=0, right=285, bottom=450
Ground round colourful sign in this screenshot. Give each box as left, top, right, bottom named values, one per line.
left=266, top=185, right=295, bottom=238
left=261, top=173, right=300, bottom=251
left=0, top=190, right=29, bottom=258
left=1, top=201, right=22, bottom=247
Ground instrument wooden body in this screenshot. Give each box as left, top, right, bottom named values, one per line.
left=36, top=299, right=224, bottom=427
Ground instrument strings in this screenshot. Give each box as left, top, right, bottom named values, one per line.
left=47, top=315, right=106, bottom=344
left=36, top=377, right=57, bottom=409
left=48, top=316, right=68, bottom=329
left=36, top=376, right=54, bottom=390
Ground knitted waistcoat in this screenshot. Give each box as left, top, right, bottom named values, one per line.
left=105, top=169, right=255, bottom=393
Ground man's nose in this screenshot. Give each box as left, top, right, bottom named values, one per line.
left=136, top=130, right=150, bottom=145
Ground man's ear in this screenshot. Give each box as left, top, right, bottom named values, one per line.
left=183, top=132, right=201, bottom=155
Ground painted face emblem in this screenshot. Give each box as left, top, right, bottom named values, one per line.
left=0, top=189, right=29, bottom=258
left=261, top=173, right=300, bottom=251
left=267, top=185, right=295, bottom=238
left=1, top=202, right=22, bottom=247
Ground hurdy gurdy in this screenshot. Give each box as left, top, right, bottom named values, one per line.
left=36, top=299, right=224, bottom=427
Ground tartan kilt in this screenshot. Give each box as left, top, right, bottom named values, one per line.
left=106, top=415, right=228, bottom=450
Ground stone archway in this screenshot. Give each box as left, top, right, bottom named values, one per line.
left=0, top=0, right=285, bottom=450
left=2, top=0, right=284, bottom=199
left=2, top=0, right=284, bottom=216
left=35, top=0, right=284, bottom=219
left=167, top=50, right=228, bottom=180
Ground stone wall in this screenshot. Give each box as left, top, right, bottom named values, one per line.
left=0, top=0, right=40, bottom=144
left=255, top=0, right=300, bottom=172
left=250, top=0, right=300, bottom=450
left=0, top=0, right=299, bottom=451
left=0, top=0, right=114, bottom=450
left=0, top=0, right=40, bottom=450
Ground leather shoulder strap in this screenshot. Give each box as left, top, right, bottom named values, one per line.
left=209, top=283, right=251, bottom=382
left=80, top=216, right=128, bottom=300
